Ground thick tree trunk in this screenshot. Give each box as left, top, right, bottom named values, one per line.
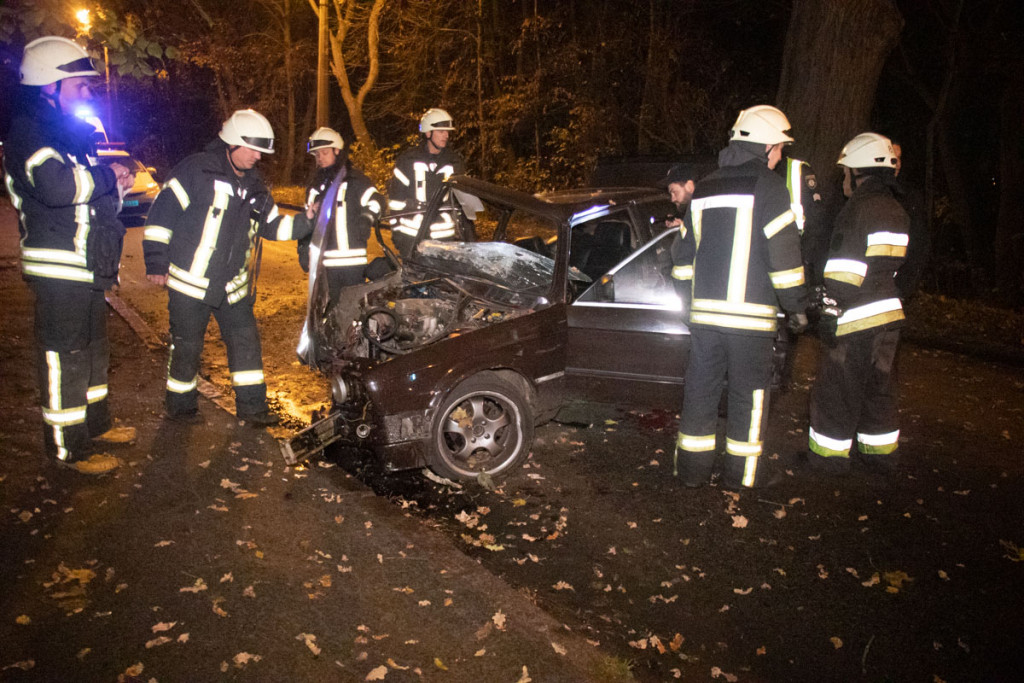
left=777, top=0, right=903, bottom=206
left=994, top=69, right=1024, bottom=305
left=281, top=0, right=297, bottom=184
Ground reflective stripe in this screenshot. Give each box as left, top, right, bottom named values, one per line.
left=412, top=161, right=430, bottom=202
left=167, top=376, right=198, bottom=393
left=808, top=427, right=852, bottom=457
left=787, top=159, right=805, bottom=234
left=671, top=264, right=693, bottom=281
left=144, top=225, right=173, bottom=244
left=361, top=186, right=382, bottom=216
left=22, top=262, right=94, bottom=282
left=727, top=203, right=754, bottom=302
left=769, top=265, right=805, bottom=288
left=275, top=213, right=296, bottom=240
left=749, top=389, right=764, bottom=443
left=166, top=276, right=207, bottom=300
left=324, top=256, right=370, bottom=267
left=72, top=165, right=95, bottom=204
left=763, top=209, right=796, bottom=239
left=726, top=438, right=762, bottom=456
left=231, top=369, right=265, bottom=386
left=857, top=430, right=900, bottom=454
left=865, top=231, right=909, bottom=258
left=46, top=351, right=62, bottom=411
left=691, top=194, right=754, bottom=212
left=86, top=384, right=108, bottom=403
left=167, top=178, right=190, bottom=210
left=429, top=226, right=456, bottom=240
left=836, top=297, right=904, bottom=336
left=692, top=298, right=777, bottom=319
left=393, top=168, right=410, bottom=187
left=690, top=311, right=777, bottom=332
left=25, top=147, right=63, bottom=186
left=226, top=286, right=249, bottom=304
left=168, top=263, right=210, bottom=288
left=21, top=247, right=88, bottom=266
left=389, top=199, right=406, bottom=210
left=677, top=432, right=716, bottom=452
left=41, top=405, right=88, bottom=426
left=823, top=258, right=867, bottom=286
left=189, top=182, right=232, bottom=278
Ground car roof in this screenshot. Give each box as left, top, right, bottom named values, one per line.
left=447, top=175, right=663, bottom=224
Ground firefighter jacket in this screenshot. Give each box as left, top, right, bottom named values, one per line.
left=892, top=178, right=929, bottom=300
left=3, top=97, right=125, bottom=289
left=675, top=156, right=807, bottom=336
left=822, top=175, right=910, bottom=337
left=387, top=140, right=465, bottom=241
left=319, top=165, right=385, bottom=268
left=143, top=140, right=312, bottom=306
left=783, top=158, right=823, bottom=236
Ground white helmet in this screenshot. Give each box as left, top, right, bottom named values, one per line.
left=419, top=108, right=455, bottom=133
left=729, top=105, right=794, bottom=145
left=837, top=132, right=897, bottom=169
left=219, top=109, right=275, bottom=153
left=20, top=36, right=100, bottom=86
left=307, top=127, right=344, bottom=153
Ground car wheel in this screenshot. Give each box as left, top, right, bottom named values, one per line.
left=429, top=373, right=533, bottom=480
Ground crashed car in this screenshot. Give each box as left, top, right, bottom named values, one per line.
left=285, top=174, right=691, bottom=479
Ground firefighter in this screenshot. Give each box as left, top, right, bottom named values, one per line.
left=143, top=109, right=313, bottom=426
left=296, top=127, right=346, bottom=273
left=807, top=132, right=910, bottom=475
left=301, top=126, right=385, bottom=301
left=672, top=105, right=808, bottom=489
left=782, top=150, right=826, bottom=285
left=3, top=36, right=138, bottom=474
left=387, top=107, right=466, bottom=255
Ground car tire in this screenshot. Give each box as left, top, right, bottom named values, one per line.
left=428, top=373, right=533, bottom=481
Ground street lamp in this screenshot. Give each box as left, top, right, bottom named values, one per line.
left=75, top=8, right=116, bottom=141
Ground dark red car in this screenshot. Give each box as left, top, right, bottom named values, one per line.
left=285, top=175, right=691, bottom=480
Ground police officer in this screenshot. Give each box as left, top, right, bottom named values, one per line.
left=143, top=109, right=313, bottom=426
left=3, top=36, right=137, bottom=474
left=387, top=107, right=466, bottom=255
left=300, top=127, right=385, bottom=301
left=807, top=133, right=909, bottom=475
left=672, top=105, right=808, bottom=489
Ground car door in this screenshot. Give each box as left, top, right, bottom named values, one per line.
left=565, top=228, right=689, bottom=408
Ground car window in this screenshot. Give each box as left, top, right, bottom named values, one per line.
left=568, top=212, right=636, bottom=281
left=574, top=228, right=681, bottom=309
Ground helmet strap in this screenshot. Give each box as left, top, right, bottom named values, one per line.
left=226, top=145, right=245, bottom=175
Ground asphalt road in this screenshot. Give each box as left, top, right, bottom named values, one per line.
left=4, top=207, right=1024, bottom=682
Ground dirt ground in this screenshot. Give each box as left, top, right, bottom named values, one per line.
left=11, top=221, right=1024, bottom=682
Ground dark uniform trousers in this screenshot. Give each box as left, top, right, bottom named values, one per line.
left=166, top=291, right=267, bottom=417
left=677, top=328, right=774, bottom=488
left=32, top=281, right=111, bottom=460
left=808, top=328, right=900, bottom=471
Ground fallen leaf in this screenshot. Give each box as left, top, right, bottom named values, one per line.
left=862, top=573, right=881, bottom=587
left=2, top=661, right=34, bottom=671
left=177, top=633, right=190, bottom=643
left=733, top=587, right=753, bottom=595
left=146, top=636, right=173, bottom=649
left=669, top=633, right=684, bottom=651
left=731, top=515, right=748, bottom=528
left=296, top=632, right=321, bottom=656
left=233, top=652, right=261, bottom=668
left=515, top=666, right=532, bottom=683
left=152, top=621, right=177, bottom=633
left=492, top=610, right=507, bottom=630
left=474, top=648, right=486, bottom=656
left=15, top=615, right=31, bottom=625
left=552, top=581, right=574, bottom=591
left=220, top=573, right=233, bottom=583
left=433, top=657, right=448, bottom=671
left=830, top=637, right=843, bottom=649
left=365, top=664, right=387, bottom=680
left=551, top=642, right=567, bottom=655
left=154, top=540, right=174, bottom=548
left=180, top=578, right=208, bottom=593
left=386, top=657, right=408, bottom=670
left=243, top=585, right=256, bottom=597
left=773, top=508, right=786, bottom=519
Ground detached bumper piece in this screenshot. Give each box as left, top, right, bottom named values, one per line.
left=280, top=410, right=372, bottom=465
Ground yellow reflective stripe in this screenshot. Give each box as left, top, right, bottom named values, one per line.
left=836, top=309, right=905, bottom=336
left=166, top=276, right=207, bottom=300
left=865, top=244, right=907, bottom=258
left=21, top=247, right=88, bottom=266
left=144, top=225, right=173, bottom=244
left=167, top=178, right=190, bottom=210
left=823, top=258, right=867, bottom=286
left=41, top=405, right=88, bottom=426
left=690, top=311, right=778, bottom=332
left=22, top=262, right=94, bottom=282
left=226, top=286, right=249, bottom=304
left=692, top=298, right=777, bottom=318
left=671, top=265, right=694, bottom=281
left=323, top=247, right=368, bottom=258
left=25, top=147, right=63, bottom=186
left=857, top=430, right=900, bottom=454
left=225, top=269, right=249, bottom=293
left=677, top=433, right=716, bottom=452
left=728, top=204, right=754, bottom=302
left=769, top=266, right=805, bottom=288
left=46, top=351, right=62, bottom=411
left=809, top=427, right=852, bottom=457
left=836, top=297, right=903, bottom=336
left=324, top=256, right=370, bottom=267
left=86, top=384, right=108, bottom=403
left=763, top=208, right=796, bottom=239
left=742, top=456, right=758, bottom=487
left=275, top=213, right=296, bottom=240
left=168, top=263, right=210, bottom=288
left=167, top=376, right=197, bottom=393
left=866, top=231, right=908, bottom=247
left=72, top=165, right=95, bottom=204
left=190, top=182, right=231, bottom=277
left=412, top=162, right=430, bottom=203
left=749, top=389, right=764, bottom=443
left=231, top=370, right=265, bottom=386
left=691, top=194, right=754, bottom=212
left=726, top=438, right=762, bottom=456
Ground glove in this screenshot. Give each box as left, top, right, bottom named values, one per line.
left=787, top=312, right=808, bottom=334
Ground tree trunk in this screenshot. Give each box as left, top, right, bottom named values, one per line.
left=281, top=0, right=297, bottom=184
left=994, top=68, right=1024, bottom=305
left=777, top=0, right=904, bottom=206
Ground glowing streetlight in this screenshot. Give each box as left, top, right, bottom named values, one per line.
left=75, top=8, right=92, bottom=31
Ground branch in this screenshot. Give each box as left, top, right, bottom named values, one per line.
left=356, top=0, right=386, bottom=109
